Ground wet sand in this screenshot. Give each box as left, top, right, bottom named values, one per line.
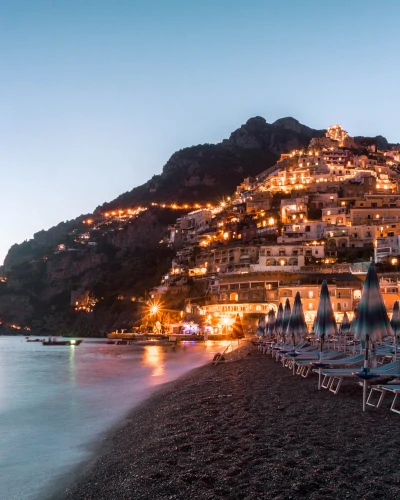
left=59, top=344, right=400, bottom=499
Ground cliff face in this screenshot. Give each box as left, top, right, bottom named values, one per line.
left=1, top=115, right=378, bottom=336
left=223, top=117, right=325, bottom=153
left=97, top=116, right=324, bottom=212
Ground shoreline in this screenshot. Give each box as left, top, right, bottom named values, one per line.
left=44, top=341, right=244, bottom=500
left=55, top=344, right=400, bottom=499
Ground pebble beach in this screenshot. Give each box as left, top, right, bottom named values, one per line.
left=59, top=343, right=400, bottom=500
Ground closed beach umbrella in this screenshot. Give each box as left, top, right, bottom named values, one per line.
left=352, top=264, right=393, bottom=411
left=349, top=308, right=358, bottom=335
left=339, top=311, right=351, bottom=351
left=256, top=315, right=266, bottom=337
left=391, top=301, right=400, bottom=360
left=286, top=292, right=308, bottom=374
left=286, top=292, right=308, bottom=346
left=340, top=311, right=351, bottom=335
left=232, top=314, right=245, bottom=341
left=275, top=303, right=284, bottom=339
left=314, top=280, right=338, bottom=389
left=266, top=309, right=276, bottom=338
left=281, top=298, right=291, bottom=343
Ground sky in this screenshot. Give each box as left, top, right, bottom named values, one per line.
left=1, top=0, right=400, bottom=263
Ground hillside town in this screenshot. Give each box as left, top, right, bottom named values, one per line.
left=143, top=125, right=400, bottom=334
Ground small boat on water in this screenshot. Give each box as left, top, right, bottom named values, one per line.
left=42, top=338, right=83, bottom=346
left=27, top=338, right=45, bottom=342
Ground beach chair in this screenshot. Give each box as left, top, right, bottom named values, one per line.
left=319, top=361, right=400, bottom=395
left=276, top=344, right=315, bottom=360
left=294, top=353, right=360, bottom=377
left=367, top=384, right=400, bottom=414
left=285, top=349, right=342, bottom=371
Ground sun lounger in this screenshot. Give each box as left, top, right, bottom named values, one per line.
left=367, top=384, right=400, bottom=413
left=319, top=361, right=400, bottom=395
left=283, top=349, right=342, bottom=370
left=294, top=353, right=361, bottom=377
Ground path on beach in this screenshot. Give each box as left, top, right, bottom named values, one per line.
left=62, top=344, right=400, bottom=500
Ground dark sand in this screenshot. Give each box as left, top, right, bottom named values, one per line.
left=59, top=344, right=400, bottom=499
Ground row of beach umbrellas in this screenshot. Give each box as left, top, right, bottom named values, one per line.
left=256, top=264, right=399, bottom=410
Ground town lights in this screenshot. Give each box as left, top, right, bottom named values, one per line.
left=391, top=258, right=398, bottom=266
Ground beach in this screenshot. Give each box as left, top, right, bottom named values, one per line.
left=60, top=344, right=400, bottom=500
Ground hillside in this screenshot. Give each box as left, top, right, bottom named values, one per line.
left=0, top=116, right=391, bottom=336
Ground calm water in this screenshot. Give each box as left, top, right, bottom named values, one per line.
left=0, top=336, right=230, bottom=500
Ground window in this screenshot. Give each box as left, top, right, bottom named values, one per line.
left=305, top=226, right=311, bottom=232
left=308, top=291, right=314, bottom=298
left=308, top=303, right=313, bottom=310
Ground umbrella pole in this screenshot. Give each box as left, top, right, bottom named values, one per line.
left=362, top=335, right=370, bottom=412
left=318, top=335, right=324, bottom=390
left=363, top=379, right=367, bottom=412
left=292, top=332, right=295, bottom=376
left=395, top=334, right=397, bottom=362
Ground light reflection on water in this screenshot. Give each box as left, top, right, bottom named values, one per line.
left=143, top=345, right=165, bottom=377
left=0, top=337, right=232, bottom=500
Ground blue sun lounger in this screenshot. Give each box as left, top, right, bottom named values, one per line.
left=295, top=354, right=364, bottom=377
left=319, top=361, right=400, bottom=394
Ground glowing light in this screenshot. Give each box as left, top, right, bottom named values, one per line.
left=391, top=258, right=398, bottom=265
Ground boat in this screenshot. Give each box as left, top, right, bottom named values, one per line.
left=27, top=338, right=45, bottom=342
left=42, top=338, right=83, bottom=346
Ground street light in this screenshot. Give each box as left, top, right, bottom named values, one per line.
left=150, top=305, right=159, bottom=315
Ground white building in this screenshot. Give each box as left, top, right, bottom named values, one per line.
left=180, top=209, right=213, bottom=231
left=251, top=244, right=325, bottom=273
left=321, top=206, right=349, bottom=226
left=278, top=221, right=327, bottom=243
left=374, top=235, right=400, bottom=263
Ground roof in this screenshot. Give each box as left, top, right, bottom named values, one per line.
left=299, top=273, right=363, bottom=285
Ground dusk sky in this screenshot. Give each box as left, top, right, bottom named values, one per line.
left=1, top=0, right=399, bottom=263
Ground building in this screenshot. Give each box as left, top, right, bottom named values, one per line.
left=250, top=243, right=325, bottom=273
left=245, top=192, right=272, bottom=213
left=202, top=272, right=362, bottom=327
left=374, top=235, right=400, bottom=263
left=321, top=206, right=349, bottom=226
left=280, top=197, right=308, bottom=224
left=210, top=245, right=259, bottom=273
left=278, top=221, right=327, bottom=243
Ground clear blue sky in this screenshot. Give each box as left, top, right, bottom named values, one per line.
left=1, top=0, right=399, bottom=263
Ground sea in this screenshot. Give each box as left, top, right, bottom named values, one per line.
left=0, top=336, right=230, bottom=500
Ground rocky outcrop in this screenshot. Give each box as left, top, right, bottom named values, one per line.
left=354, top=135, right=389, bottom=151
left=223, top=117, right=325, bottom=155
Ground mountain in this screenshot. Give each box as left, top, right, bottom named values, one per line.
left=0, top=116, right=391, bottom=336
left=97, top=116, right=323, bottom=213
